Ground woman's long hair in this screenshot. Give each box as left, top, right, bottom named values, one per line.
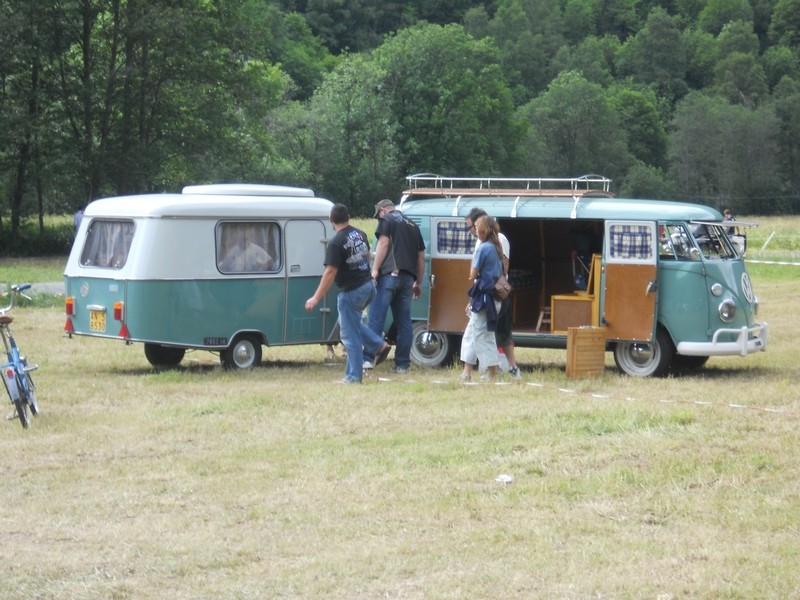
left=475, top=215, right=503, bottom=263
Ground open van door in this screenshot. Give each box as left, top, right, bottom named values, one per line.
left=602, top=221, right=658, bottom=341
left=428, top=219, right=472, bottom=333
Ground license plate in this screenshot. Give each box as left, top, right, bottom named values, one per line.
left=90, top=310, right=106, bottom=332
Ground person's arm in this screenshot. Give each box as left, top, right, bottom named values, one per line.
left=413, top=250, right=425, bottom=299
left=371, top=236, right=391, bottom=279
left=305, top=265, right=337, bottom=312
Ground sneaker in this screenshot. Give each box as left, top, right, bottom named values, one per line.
left=508, top=366, right=523, bottom=380
left=392, top=366, right=409, bottom=374
left=479, top=373, right=494, bottom=382
left=374, top=343, right=391, bottom=367
left=459, top=372, right=471, bottom=381
left=362, top=360, right=374, bottom=370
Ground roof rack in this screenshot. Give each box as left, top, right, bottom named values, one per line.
left=404, top=174, right=612, bottom=197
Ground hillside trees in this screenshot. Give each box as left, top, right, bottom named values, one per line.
left=268, top=23, right=527, bottom=216
left=667, top=91, right=781, bottom=212
left=4, top=0, right=800, bottom=230
left=517, top=71, right=632, bottom=176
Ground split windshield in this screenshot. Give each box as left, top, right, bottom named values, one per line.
left=659, top=223, right=737, bottom=260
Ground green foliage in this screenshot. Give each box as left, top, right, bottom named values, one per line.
left=519, top=71, right=632, bottom=176
left=769, top=0, right=800, bottom=47
left=698, top=0, right=754, bottom=35
left=667, top=91, right=781, bottom=212
left=372, top=24, right=525, bottom=178
left=4, top=0, right=800, bottom=230
left=616, top=7, right=688, bottom=101
left=0, top=219, right=74, bottom=257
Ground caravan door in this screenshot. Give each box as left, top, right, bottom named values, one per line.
left=602, top=221, right=658, bottom=341
left=285, top=219, right=336, bottom=342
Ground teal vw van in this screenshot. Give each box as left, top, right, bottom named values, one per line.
left=64, top=184, right=340, bottom=369
left=400, top=175, right=767, bottom=376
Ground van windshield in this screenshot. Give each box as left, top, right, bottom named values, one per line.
left=80, top=219, right=135, bottom=269
left=690, top=224, right=737, bottom=259
left=659, top=223, right=737, bottom=260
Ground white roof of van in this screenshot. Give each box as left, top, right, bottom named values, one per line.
left=84, top=186, right=333, bottom=219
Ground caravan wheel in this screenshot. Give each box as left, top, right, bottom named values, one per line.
left=144, top=343, right=186, bottom=368
left=221, top=334, right=262, bottom=370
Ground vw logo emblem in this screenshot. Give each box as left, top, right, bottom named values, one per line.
left=741, top=272, right=754, bottom=303
left=80, top=282, right=89, bottom=298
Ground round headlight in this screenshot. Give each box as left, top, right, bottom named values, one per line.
left=719, top=299, right=736, bottom=322
left=711, top=283, right=723, bottom=297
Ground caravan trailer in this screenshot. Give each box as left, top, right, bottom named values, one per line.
left=399, top=175, right=767, bottom=376
left=64, top=184, right=340, bottom=369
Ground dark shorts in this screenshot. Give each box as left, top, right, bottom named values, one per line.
left=495, top=296, right=513, bottom=346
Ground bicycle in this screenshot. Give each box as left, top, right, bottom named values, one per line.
left=1, top=284, right=40, bottom=428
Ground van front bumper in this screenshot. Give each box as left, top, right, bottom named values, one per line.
left=676, top=322, right=768, bottom=357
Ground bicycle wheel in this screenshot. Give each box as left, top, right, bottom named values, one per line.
left=13, top=398, right=29, bottom=428
left=20, top=360, right=39, bottom=416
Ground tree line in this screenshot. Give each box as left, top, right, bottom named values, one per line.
left=2, top=0, right=800, bottom=243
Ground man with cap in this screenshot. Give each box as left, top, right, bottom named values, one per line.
left=364, top=199, right=426, bottom=373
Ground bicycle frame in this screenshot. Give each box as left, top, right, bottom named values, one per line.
left=1, top=284, right=39, bottom=428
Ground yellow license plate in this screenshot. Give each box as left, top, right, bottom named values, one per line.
left=90, top=310, right=106, bottom=332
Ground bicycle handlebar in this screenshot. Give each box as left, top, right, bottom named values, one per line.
left=1, top=284, right=32, bottom=313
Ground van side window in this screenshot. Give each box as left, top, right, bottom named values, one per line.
left=80, top=219, right=135, bottom=268
left=659, top=224, right=692, bottom=260
left=216, top=222, right=281, bottom=273
left=608, top=223, right=654, bottom=261
left=435, top=220, right=473, bottom=255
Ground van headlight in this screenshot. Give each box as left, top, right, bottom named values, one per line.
left=719, top=299, right=736, bottom=322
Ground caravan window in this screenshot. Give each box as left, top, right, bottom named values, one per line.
left=216, top=222, right=281, bottom=273
left=80, top=219, right=135, bottom=268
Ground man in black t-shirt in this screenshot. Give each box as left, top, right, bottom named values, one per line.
left=364, top=199, right=426, bottom=373
left=305, top=203, right=390, bottom=383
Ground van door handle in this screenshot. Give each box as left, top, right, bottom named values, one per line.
left=646, top=280, right=657, bottom=295
left=319, top=307, right=331, bottom=313
left=430, top=274, right=435, bottom=289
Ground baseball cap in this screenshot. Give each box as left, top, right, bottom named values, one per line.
left=373, top=199, right=394, bottom=218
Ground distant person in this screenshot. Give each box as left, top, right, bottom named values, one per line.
left=73, top=209, right=84, bottom=233
left=723, top=208, right=739, bottom=236
left=305, top=203, right=390, bottom=383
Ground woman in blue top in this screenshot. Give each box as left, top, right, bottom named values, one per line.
left=459, top=215, right=504, bottom=381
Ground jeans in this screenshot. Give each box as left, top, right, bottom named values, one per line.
left=338, top=279, right=385, bottom=382
left=364, top=272, right=414, bottom=369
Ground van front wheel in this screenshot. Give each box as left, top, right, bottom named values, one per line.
left=144, top=343, right=186, bottom=368
left=613, top=328, right=674, bottom=377
left=409, top=322, right=457, bottom=368
left=221, top=335, right=262, bottom=370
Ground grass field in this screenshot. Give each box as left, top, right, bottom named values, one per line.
left=1, top=221, right=799, bottom=599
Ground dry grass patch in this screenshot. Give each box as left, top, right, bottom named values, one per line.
left=1, top=265, right=798, bottom=599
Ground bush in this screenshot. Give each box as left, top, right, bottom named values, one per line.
left=0, top=219, right=74, bottom=257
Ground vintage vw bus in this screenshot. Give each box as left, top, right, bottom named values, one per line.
left=401, top=175, right=767, bottom=376
left=63, top=184, right=340, bottom=368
